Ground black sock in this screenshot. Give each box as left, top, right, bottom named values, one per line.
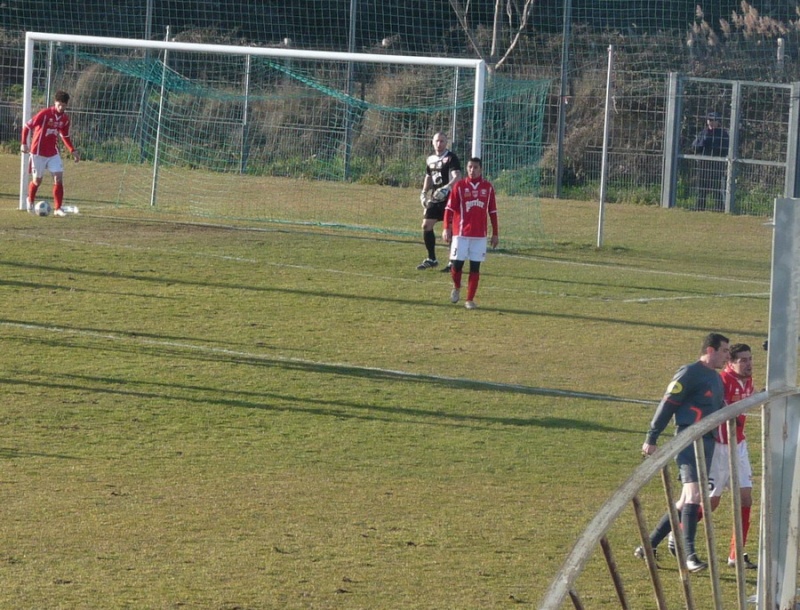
left=682, top=504, right=700, bottom=556
left=423, top=230, right=436, bottom=260
left=650, top=512, right=673, bottom=548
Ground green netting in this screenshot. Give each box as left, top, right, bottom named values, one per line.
left=2, top=1, right=796, bottom=213
left=21, top=40, right=549, bottom=248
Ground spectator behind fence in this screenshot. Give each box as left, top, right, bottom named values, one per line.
left=691, top=111, right=729, bottom=212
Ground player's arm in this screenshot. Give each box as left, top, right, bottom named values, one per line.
left=420, top=174, right=433, bottom=206
left=643, top=367, right=692, bottom=450
left=60, top=121, right=80, bottom=162
left=442, top=192, right=455, bottom=243
left=488, top=188, right=499, bottom=248
left=19, top=110, right=41, bottom=154
left=446, top=167, right=462, bottom=187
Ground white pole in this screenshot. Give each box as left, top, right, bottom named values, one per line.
left=451, top=67, right=459, bottom=148
left=241, top=54, right=251, bottom=174
left=150, top=27, right=169, bottom=207
left=24, top=31, right=482, bottom=68
left=597, top=45, right=614, bottom=248
left=19, top=35, right=35, bottom=210
left=471, top=61, right=486, bottom=159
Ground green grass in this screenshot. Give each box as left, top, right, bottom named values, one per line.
left=0, top=153, right=774, bottom=608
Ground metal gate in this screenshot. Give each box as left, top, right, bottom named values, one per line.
left=661, top=73, right=800, bottom=215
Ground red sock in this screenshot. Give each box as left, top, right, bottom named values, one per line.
left=730, top=506, right=752, bottom=559
left=28, top=182, right=39, bottom=202
left=466, top=272, right=480, bottom=301
left=451, top=268, right=462, bottom=290
left=53, top=183, right=64, bottom=209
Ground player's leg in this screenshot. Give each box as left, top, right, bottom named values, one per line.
left=27, top=155, right=47, bottom=211
left=449, top=238, right=466, bottom=303
left=708, top=441, right=730, bottom=512
left=677, top=436, right=714, bottom=571
left=45, top=155, right=66, bottom=216
left=418, top=203, right=445, bottom=269
left=464, top=238, right=487, bottom=309
left=729, top=441, right=756, bottom=566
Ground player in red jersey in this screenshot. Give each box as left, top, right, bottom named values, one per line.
left=21, top=90, right=80, bottom=217
left=708, top=343, right=758, bottom=569
left=441, top=157, right=499, bottom=310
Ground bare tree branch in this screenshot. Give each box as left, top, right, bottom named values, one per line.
left=450, top=0, right=537, bottom=72
left=448, top=0, right=488, bottom=63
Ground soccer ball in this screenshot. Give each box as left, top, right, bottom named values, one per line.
left=34, top=200, right=52, bottom=216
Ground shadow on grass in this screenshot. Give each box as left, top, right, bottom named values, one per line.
left=0, top=375, right=641, bottom=432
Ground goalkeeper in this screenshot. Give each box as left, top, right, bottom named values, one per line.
left=416, top=132, right=461, bottom=271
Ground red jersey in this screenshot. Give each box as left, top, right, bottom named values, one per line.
left=718, top=365, right=753, bottom=444
left=443, top=177, right=498, bottom=238
left=22, top=106, right=74, bottom=157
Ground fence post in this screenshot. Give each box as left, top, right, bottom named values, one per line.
left=661, top=73, right=682, bottom=208
left=759, top=197, right=800, bottom=609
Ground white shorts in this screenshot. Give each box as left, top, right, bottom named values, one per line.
left=30, top=153, right=64, bottom=180
left=708, top=440, right=753, bottom=496
left=449, top=236, right=488, bottom=262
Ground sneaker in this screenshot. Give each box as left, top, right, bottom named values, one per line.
left=53, top=208, right=66, bottom=217
left=416, top=258, right=438, bottom=270
left=634, top=546, right=658, bottom=561
left=450, top=288, right=460, bottom=303
left=440, top=263, right=452, bottom=273
left=686, top=554, right=708, bottom=573
left=728, top=553, right=757, bottom=569
left=465, top=301, right=477, bottom=310
left=667, top=532, right=676, bottom=556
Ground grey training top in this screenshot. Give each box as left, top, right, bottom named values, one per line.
left=645, top=360, right=724, bottom=446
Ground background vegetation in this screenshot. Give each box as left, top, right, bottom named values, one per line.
left=1, top=0, right=799, bottom=206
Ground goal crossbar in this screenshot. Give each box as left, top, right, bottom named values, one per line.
left=19, top=31, right=487, bottom=210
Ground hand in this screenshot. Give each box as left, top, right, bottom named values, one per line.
left=20, top=144, right=29, bottom=154
left=72, top=150, right=81, bottom=163
left=641, top=442, right=656, bottom=457
left=490, top=235, right=499, bottom=249
left=433, top=186, right=450, bottom=202
left=442, top=228, right=452, bottom=244
left=420, top=191, right=428, bottom=208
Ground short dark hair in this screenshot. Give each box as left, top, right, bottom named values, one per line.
left=701, top=332, right=729, bottom=352
left=467, top=157, right=482, bottom=166
left=54, top=90, right=70, bottom=104
left=729, top=343, right=752, bottom=360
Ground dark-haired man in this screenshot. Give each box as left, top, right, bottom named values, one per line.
left=635, top=333, right=730, bottom=572
left=709, top=343, right=758, bottom=569
left=21, top=90, right=80, bottom=217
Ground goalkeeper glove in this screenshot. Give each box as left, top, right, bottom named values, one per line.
left=432, top=186, right=450, bottom=202
left=420, top=190, right=428, bottom=208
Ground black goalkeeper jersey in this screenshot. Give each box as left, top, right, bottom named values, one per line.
left=425, top=150, right=461, bottom=189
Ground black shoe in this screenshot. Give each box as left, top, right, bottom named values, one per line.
left=440, top=263, right=452, bottom=273
left=634, top=546, right=658, bottom=561
left=686, top=554, right=708, bottom=573
left=416, top=258, right=438, bottom=270
left=728, top=553, right=757, bottom=569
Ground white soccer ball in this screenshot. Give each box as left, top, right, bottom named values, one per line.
left=34, top=200, right=51, bottom=217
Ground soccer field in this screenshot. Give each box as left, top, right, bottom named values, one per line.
left=0, top=153, right=773, bottom=608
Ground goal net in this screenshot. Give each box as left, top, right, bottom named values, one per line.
left=20, top=33, right=549, bottom=247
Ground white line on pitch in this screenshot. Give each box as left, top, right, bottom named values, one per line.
left=621, top=292, right=769, bottom=303
left=1, top=320, right=656, bottom=406
left=502, top=253, right=770, bottom=286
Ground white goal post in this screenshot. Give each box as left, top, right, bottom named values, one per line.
left=18, top=31, right=487, bottom=211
